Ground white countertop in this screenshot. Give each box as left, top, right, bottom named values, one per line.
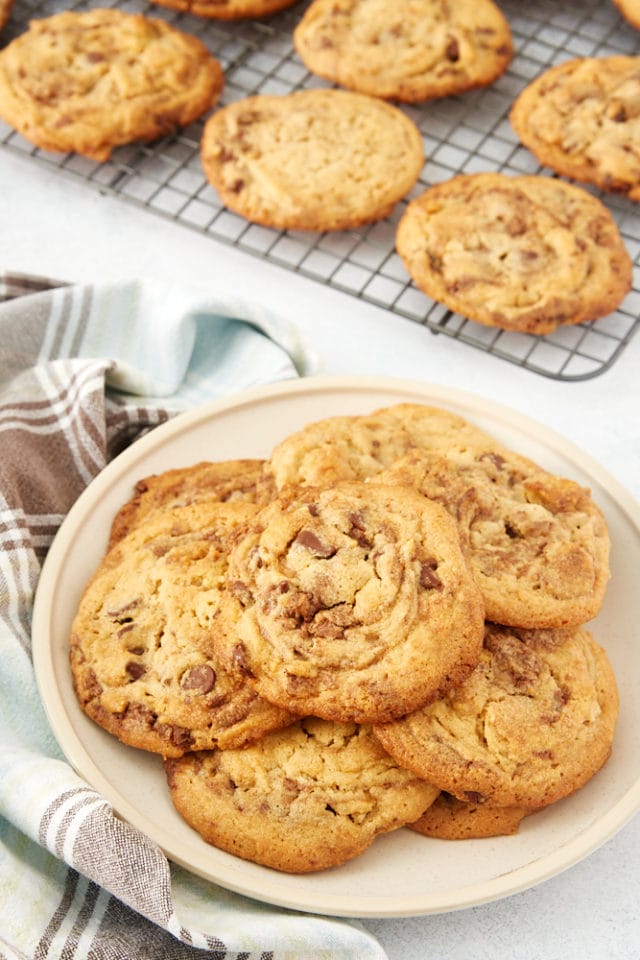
left=2, top=148, right=640, bottom=960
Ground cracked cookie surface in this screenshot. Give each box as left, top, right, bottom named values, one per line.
left=164, top=717, right=439, bottom=872
left=376, top=440, right=611, bottom=629
left=200, top=88, right=424, bottom=231
left=294, top=0, right=513, bottom=103
left=510, top=56, right=640, bottom=201
left=0, top=9, right=224, bottom=161
left=374, top=623, right=619, bottom=810
left=396, top=172, right=632, bottom=334
left=217, top=480, right=485, bottom=722
left=70, top=501, right=294, bottom=757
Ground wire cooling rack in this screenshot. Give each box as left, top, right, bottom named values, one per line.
left=2, top=0, right=640, bottom=380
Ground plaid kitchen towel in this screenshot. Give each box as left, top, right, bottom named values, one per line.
left=0, top=274, right=388, bottom=960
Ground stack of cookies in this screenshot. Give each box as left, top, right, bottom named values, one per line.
left=69, top=402, right=619, bottom=873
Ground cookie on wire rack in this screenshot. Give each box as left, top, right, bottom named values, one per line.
left=293, top=0, right=513, bottom=103
left=510, top=55, right=640, bottom=201
left=0, top=9, right=224, bottom=161
left=0, top=0, right=12, bottom=32
left=148, top=0, right=298, bottom=18
left=395, top=172, right=632, bottom=334
left=612, top=0, right=640, bottom=29
left=200, top=88, right=425, bottom=231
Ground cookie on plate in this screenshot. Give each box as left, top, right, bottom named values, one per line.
left=217, top=480, right=485, bottom=722
left=266, top=402, right=498, bottom=491
left=409, top=792, right=531, bottom=840
left=293, top=0, right=513, bottom=103
left=70, top=502, right=294, bottom=757
left=108, top=459, right=272, bottom=547
left=0, top=9, right=224, bottom=161
left=396, top=172, right=632, bottom=334
left=375, top=623, right=619, bottom=810
left=510, top=56, right=640, bottom=201
left=164, top=717, right=440, bottom=872
left=200, top=88, right=424, bottom=231
left=377, top=443, right=611, bottom=630
left=148, top=0, right=298, bottom=17
left=266, top=409, right=418, bottom=490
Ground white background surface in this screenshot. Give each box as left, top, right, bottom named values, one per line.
left=2, top=148, right=640, bottom=959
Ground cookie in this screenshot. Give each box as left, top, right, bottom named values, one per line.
left=293, top=0, right=513, bottom=103
left=375, top=623, right=619, bottom=810
left=0, top=9, right=224, bottom=161
left=395, top=172, right=632, bottom=334
left=0, top=0, right=12, bottom=31
left=200, top=88, right=424, bottom=231
left=108, top=459, right=272, bottom=547
left=510, top=56, right=640, bottom=201
left=164, top=717, right=440, bottom=872
left=70, top=502, right=294, bottom=757
left=612, top=0, right=640, bottom=30
left=266, top=402, right=497, bottom=491
left=266, top=409, right=418, bottom=490
left=409, top=792, right=531, bottom=840
left=217, top=481, right=485, bottom=722
left=377, top=445, right=611, bottom=630
left=148, top=0, right=298, bottom=17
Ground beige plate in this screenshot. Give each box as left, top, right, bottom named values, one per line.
left=32, top=375, right=640, bottom=918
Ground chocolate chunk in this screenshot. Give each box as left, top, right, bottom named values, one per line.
left=294, top=529, right=337, bottom=558
left=445, top=37, right=460, bottom=62
left=228, top=579, right=253, bottom=606
left=347, top=512, right=372, bottom=549
left=125, top=660, right=146, bottom=681
left=420, top=559, right=443, bottom=590
left=463, top=791, right=486, bottom=805
left=182, top=664, right=216, bottom=694
left=107, top=599, right=140, bottom=620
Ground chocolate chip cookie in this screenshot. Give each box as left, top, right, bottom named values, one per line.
left=510, top=55, right=640, bottom=201
left=108, top=459, right=272, bottom=547
left=164, top=717, right=439, bottom=872
left=396, top=172, right=632, bottom=334
left=149, top=0, right=298, bottom=17
left=200, top=88, right=424, bottom=231
left=612, top=0, right=640, bottom=30
left=0, top=0, right=12, bottom=31
left=375, top=623, right=619, bottom=810
left=70, top=502, right=294, bottom=757
left=0, top=9, right=224, bottom=161
left=409, top=792, right=531, bottom=840
left=294, top=0, right=513, bottom=103
left=217, top=481, right=485, bottom=723
left=377, top=441, right=611, bottom=630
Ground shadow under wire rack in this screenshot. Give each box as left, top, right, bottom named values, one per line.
left=2, top=0, right=640, bottom=380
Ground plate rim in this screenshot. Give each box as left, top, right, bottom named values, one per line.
left=32, top=374, right=640, bottom=918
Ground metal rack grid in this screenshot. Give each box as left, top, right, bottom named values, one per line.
left=2, top=0, right=640, bottom=380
